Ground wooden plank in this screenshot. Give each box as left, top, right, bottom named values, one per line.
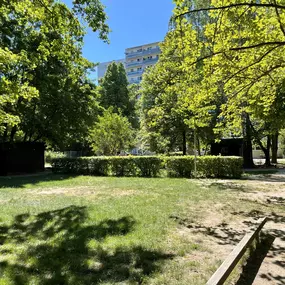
left=206, top=217, right=267, bottom=285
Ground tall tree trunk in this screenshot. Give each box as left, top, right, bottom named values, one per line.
left=182, top=130, right=186, bottom=155
left=271, top=131, right=279, bottom=164
left=243, top=114, right=254, bottom=168
left=264, top=135, right=271, bottom=167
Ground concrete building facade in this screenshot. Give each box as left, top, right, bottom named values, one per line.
left=97, top=42, right=161, bottom=84
left=125, top=42, right=161, bottom=84
left=97, top=59, right=125, bottom=81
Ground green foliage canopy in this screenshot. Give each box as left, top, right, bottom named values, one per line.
left=0, top=0, right=109, bottom=145
left=89, top=108, right=135, bottom=155
left=172, top=0, right=285, bottom=134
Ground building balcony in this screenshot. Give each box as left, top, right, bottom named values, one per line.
left=127, top=70, right=143, bottom=76
left=129, top=78, right=141, bottom=84
left=142, top=57, right=159, bottom=65
left=126, top=47, right=160, bottom=59
left=126, top=61, right=143, bottom=68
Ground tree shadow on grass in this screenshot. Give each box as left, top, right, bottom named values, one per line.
left=0, top=173, right=77, bottom=189
left=0, top=206, right=173, bottom=284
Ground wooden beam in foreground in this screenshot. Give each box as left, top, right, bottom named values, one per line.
left=206, top=217, right=268, bottom=285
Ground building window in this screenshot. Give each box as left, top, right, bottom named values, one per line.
left=131, top=69, right=134, bottom=72
left=147, top=47, right=152, bottom=50
left=137, top=67, right=142, bottom=71
left=137, top=58, right=140, bottom=62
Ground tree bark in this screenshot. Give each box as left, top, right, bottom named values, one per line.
left=264, top=135, right=271, bottom=167
left=182, top=130, right=186, bottom=155
left=271, top=132, right=279, bottom=164
left=197, top=136, right=201, bottom=156
left=243, top=114, right=254, bottom=168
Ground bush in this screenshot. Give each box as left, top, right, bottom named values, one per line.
left=164, top=156, right=194, bottom=177
left=164, top=156, right=243, bottom=178
left=45, top=151, right=66, bottom=164
left=109, top=157, right=136, bottom=177
left=51, top=157, right=110, bottom=175
left=88, top=157, right=110, bottom=176
left=133, top=156, right=162, bottom=177
left=51, top=155, right=243, bottom=179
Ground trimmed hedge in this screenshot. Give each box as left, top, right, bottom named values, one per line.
left=51, top=156, right=163, bottom=177
left=51, top=155, right=243, bottom=178
left=165, top=156, right=243, bottom=178
left=164, top=156, right=194, bottom=178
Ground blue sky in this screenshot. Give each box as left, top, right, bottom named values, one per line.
left=63, top=0, right=175, bottom=78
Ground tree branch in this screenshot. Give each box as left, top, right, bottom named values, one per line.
left=273, top=0, right=285, bottom=38
left=230, top=41, right=285, bottom=51
left=224, top=45, right=281, bottom=85
left=175, top=3, right=285, bottom=18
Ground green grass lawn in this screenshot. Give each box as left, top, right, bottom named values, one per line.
left=0, top=174, right=283, bottom=285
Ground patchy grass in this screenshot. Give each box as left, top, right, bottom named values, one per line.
left=0, top=173, right=284, bottom=285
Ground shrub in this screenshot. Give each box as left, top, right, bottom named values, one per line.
left=164, top=156, right=194, bottom=177
left=45, top=151, right=66, bottom=164
left=88, top=157, right=110, bottom=176
left=133, top=156, right=162, bottom=177
left=51, top=157, right=110, bottom=175
left=165, top=156, right=243, bottom=178
left=109, top=157, right=136, bottom=177
left=51, top=157, right=84, bottom=174
left=51, top=155, right=243, bottom=179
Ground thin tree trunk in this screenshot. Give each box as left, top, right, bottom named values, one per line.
left=197, top=136, right=201, bottom=156
left=182, top=130, right=186, bottom=155
left=264, top=135, right=271, bottom=167
left=271, top=132, right=278, bottom=164
left=243, top=114, right=254, bottom=168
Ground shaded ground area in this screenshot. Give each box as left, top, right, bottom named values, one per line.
left=0, top=206, right=172, bottom=285
left=0, top=173, right=284, bottom=284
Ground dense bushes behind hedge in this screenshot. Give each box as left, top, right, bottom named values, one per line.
left=51, top=156, right=243, bottom=178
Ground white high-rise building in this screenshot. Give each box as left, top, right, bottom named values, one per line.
left=97, top=41, right=161, bottom=84
left=125, top=42, right=161, bottom=84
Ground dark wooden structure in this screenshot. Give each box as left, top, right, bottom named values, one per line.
left=0, top=142, right=45, bottom=176
left=211, top=138, right=243, bottom=157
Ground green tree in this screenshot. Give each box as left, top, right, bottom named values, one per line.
left=0, top=0, right=109, bottom=146
left=140, top=11, right=216, bottom=155
left=99, top=62, right=134, bottom=119
left=89, top=108, right=135, bottom=155
left=167, top=0, right=285, bottom=165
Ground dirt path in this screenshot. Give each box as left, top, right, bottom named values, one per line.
left=252, top=220, right=285, bottom=285
left=194, top=172, right=285, bottom=285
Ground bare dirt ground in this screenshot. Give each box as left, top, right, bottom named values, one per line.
left=191, top=172, right=285, bottom=285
